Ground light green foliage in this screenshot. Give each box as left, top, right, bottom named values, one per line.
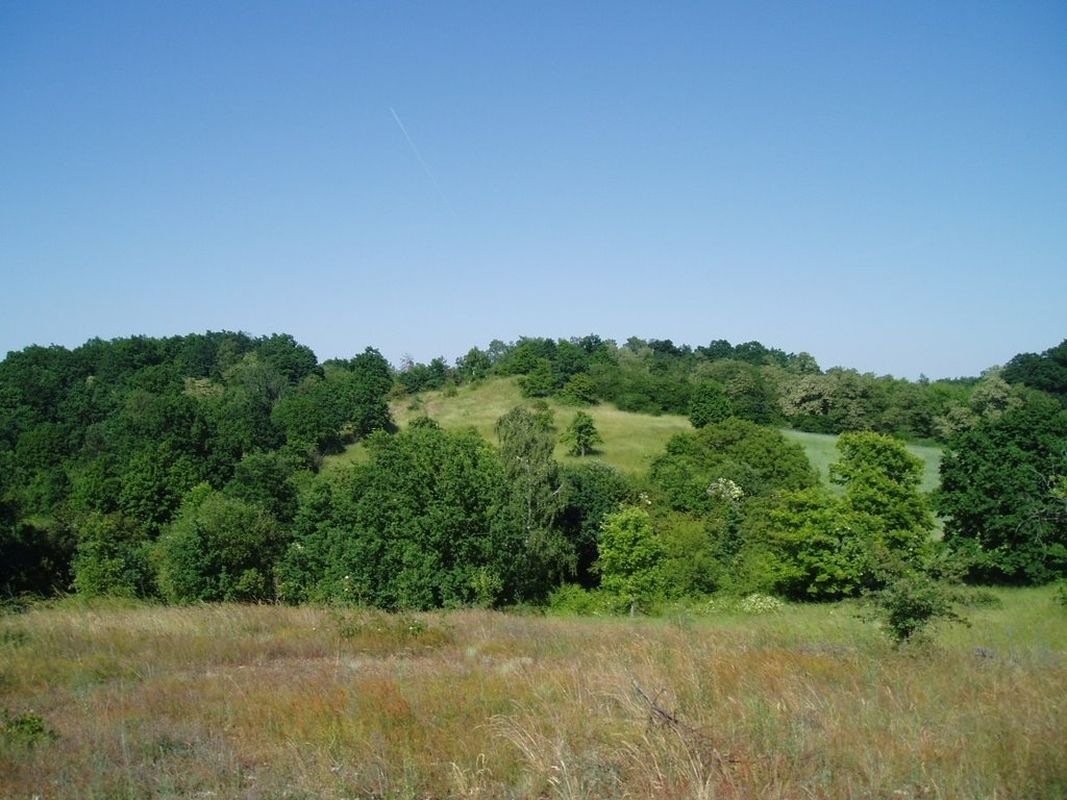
left=831, top=431, right=933, bottom=555
left=656, top=511, right=725, bottom=596
left=496, top=406, right=575, bottom=597
left=558, top=373, right=597, bottom=405
left=760, top=489, right=879, bottom=599
left=560, top=410, right=603, bottom=456
left=155, top=485, right=286, bottom=603
left=754, top=434, right=936, bottom=600
left=547, top=583, right=622, bottom=615
left=597, top=507, right=665, bottom=612
left=780, top=429, right=943, bottom=494
left=72, top=513, right=155, bottom=598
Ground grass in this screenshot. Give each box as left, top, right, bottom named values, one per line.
left=781, top=429, right=943, bottom=493
left=327, top=379, right=945, bottom=491
left=1, top=589, right=1064, bottom=798
left=325, top=377, right=694, bottom=476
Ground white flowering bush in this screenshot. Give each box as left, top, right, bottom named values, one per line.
left=707, top=477, right=744, bottom=501
left=738, top=593, right=784, bottom=614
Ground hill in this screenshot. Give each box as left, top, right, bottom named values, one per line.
left=326, top=377, right=944, bottom=489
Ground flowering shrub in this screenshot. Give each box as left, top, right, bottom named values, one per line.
left=738, top=593, right=784, bottom=614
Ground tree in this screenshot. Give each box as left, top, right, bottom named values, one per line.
left=561, top=411, right=602, bottom=456
left=72, top=513, right=155, bottom=598
left=1002, top=339, right=1067, bottom=401
left=518, top=358, right=555, bottom=398
left=650, top=418, right=817, bottom=514
left=155, top=485, right=286, bottom=603
left=558, top=373, right=597, bottom=405
left=496, top=406, right=575, bottom=597
left=830, top=431, right=934, bottom=551
left=276, top=426, right=526, bottom=609
left=688, top=381, right=733, bottom=428
left=597, top=507, right=664, bottom=614
left=938, top=393, right=1067, bottom=583
left=558, top=462, right=631, bottom=587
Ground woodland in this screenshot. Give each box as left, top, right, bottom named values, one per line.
left=2, top=331, right=1065, bottom=614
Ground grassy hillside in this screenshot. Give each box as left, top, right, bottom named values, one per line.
left=2, top=590, right=1064, bottom=798
left=326, top=377, right=693, bottom=475
left=327, top=378, right=944, bottom=490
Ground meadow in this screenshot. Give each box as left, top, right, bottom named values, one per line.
left=2, top=589, right=1064, bottom=799
left=326, top=378, right=944, bottom=490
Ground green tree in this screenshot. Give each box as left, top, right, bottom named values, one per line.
left=558, top=461, right=631, bottom=587
left=277, top=426, right=525, bottom=608
left=561, top=411, right=603, bottom=456
left=760, top=488, right=881, bottom=599
left=830, top=431, right=934, bottom=554
left=688, top=381, right=733, bottom=428
left=650, top=418, right=817, bottom=514
left=496, top=406, right=575, bottom=597
left=596, top=507, right=664, bottom=614
left=518, top=358, right=556, bottom=398
left=155, top=485, right=286, bottom=603
left=558, top=373, right=597, bottom=405
left=938, top=393, right=1067, bottom=583
left=72, top=513, right=155, bottom=598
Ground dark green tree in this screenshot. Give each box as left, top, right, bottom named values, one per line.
left=688, top=381, right=733, bottom=428
left=938, top=393, right=1067, bottom=583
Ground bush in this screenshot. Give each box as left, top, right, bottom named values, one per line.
left=2, top=709, right=56, bottom=748
left=72, top=513, right=155, bottom=598
left=155, top=485, right=285, bottom=603
left=547, top=584, right=623, bottom=616
left=869, top=571, right=965, bottom=645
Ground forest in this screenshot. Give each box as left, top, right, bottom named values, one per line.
left=1, top=331, right=1066, bottom=614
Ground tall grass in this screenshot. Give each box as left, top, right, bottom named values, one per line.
left=2, top=589, right=1064, bottom=798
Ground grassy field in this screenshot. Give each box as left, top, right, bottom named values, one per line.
left=781, top=429, right=943, bottom=493
left=2, top=590, right=1064, bottom=798
left=327, top=379, right=944, bottom=491
left=325, top=378, right=694, bottom=476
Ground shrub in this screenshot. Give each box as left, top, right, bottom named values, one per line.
left=2, top=709, right=56, bottom=748
left=547, top=584, right=623, bottom=616
left=155, top=485, right=285, bottom=603
left=869, top=571, right=965, bottom=645
left=737, top=593, right=785, bottom=614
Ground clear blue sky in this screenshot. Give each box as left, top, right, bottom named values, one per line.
left=2, top=1, right=1064, bottom=378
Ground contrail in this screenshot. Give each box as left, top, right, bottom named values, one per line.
left=390, top=107, right=456, bottom=216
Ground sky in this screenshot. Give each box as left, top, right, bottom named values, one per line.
left=1, top=1, right=1064, bottom=379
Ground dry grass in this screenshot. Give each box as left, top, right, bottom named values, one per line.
left=2, top=590, right=1065, bottom=799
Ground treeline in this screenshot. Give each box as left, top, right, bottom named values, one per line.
left=401, top=335, right=1066, bottom=442
left=1, top=331, right=1065, bottom=605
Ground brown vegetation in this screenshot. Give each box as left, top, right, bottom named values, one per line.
left=1, top=594, right=1065, bottom=798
